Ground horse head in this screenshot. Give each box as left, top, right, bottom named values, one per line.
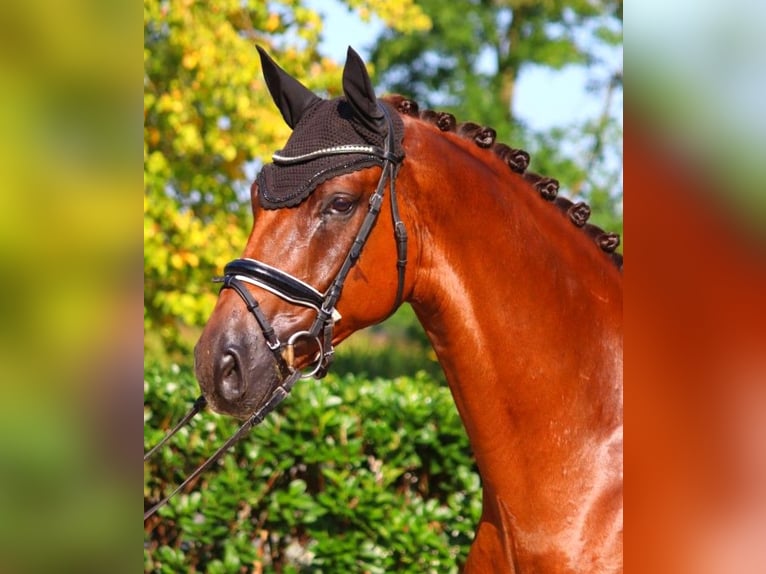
left=195, top=47, right=413, bottom=419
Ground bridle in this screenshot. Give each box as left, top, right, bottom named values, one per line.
left=144, top=104, right=406, bottom=521
left=217, top=105, right=406, bottom=380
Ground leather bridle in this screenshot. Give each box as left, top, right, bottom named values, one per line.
left=217, top=104, right=406, bottom=380
left=144, top=105, right=406, bottom=522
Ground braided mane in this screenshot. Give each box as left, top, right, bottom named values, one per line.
left=383, top=95, right=623, bottom=271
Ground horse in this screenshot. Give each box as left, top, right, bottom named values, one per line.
left=193, top=47, right=623, bottom=573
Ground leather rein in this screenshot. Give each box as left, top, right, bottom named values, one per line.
left=144, top=106, right=406, bottom=522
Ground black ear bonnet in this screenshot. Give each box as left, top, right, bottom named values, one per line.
left=255, top=47, right=405, bottom=209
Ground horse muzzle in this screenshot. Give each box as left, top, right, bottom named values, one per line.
left=194, top=305, right=285, bottom=420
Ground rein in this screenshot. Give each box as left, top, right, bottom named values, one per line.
left=144, top=105, right=406, bottom=522
left=143, top=370, right=300, bottom=521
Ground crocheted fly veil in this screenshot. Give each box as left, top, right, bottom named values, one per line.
left=256, top=46, right=405, bottom=209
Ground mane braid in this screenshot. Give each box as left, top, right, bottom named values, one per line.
left=383, top=95, right=623, bottom=271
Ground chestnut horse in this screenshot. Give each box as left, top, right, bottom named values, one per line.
left=194, top=47, right=623, bottom=573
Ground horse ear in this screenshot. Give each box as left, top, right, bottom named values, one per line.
left=342, top=46, right=385, bottom=132
left=257, top=46, right=321, bottom=129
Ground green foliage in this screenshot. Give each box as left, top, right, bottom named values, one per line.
left=370, top=0, right=621, bottom=121
left=144, top=191, right=248, bottom=356
left=144, top=363, right=481, bottom=573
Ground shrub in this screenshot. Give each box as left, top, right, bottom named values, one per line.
left=144, top=363, right=481, bottom=573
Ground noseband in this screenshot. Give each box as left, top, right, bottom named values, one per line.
left=144, top=106, right=406, bottom=522
left=216, top=105, right=407, bottom=379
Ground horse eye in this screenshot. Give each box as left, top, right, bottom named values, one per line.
left=329, top=196, right=355, bottom=214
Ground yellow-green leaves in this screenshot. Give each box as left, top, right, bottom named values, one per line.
left=347, top=0, right=432, bottom=33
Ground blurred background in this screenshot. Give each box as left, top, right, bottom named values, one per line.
left=0, top=0, right=763, bottom=571
left=627, top=3, right=766, bottom=572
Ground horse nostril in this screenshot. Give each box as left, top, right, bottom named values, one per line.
left=219, top=350, right=244, bottom=402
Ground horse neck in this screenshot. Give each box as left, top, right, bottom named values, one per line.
left=401, top=123, right=623, bottom=502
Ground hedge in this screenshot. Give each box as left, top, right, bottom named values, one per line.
left=144, top=362, right=482, bottom=573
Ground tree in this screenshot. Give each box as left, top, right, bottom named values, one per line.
left=370, top=0, right=623, bottom=235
